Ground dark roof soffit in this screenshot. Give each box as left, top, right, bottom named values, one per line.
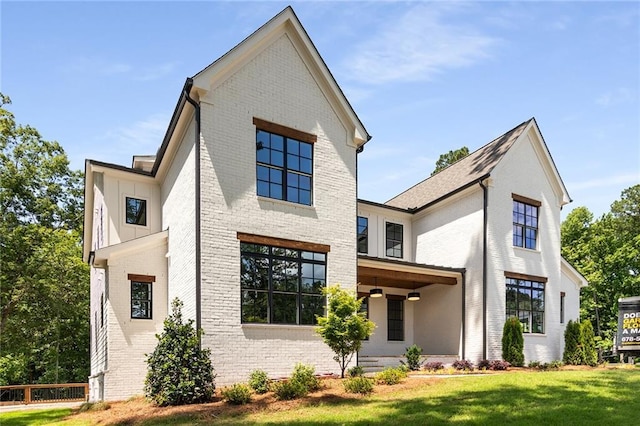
left=358, top=255, right=465, bottom=274
left=87, top=159, right=153, bottom=177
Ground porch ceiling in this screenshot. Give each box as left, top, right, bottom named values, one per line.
left=357, top=256, right=461, bottom=289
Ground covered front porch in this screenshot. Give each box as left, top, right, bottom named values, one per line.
left=356, top=256, right=465, bottom=371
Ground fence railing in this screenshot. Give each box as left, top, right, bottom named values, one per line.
left=0, top=383, right=88, bottom=405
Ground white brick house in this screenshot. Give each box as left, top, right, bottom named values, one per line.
left=83, top=7, right=586, bottom=402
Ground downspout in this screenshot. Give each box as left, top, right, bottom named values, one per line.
left=461, top=270, right=466, bottom=360
left=479, top=179, right=488, bottom=360
left=355, top=143, right=364, bottom=368
left=184, top=78, right=202, bottom=340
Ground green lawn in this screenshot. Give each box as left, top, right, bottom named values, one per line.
left=2, top=369, right=638, bottom=425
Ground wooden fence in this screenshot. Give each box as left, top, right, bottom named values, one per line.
left=0, top=383, right=88, bottom=405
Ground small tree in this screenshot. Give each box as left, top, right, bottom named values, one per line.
left=145, top=299, right=215, bottom=406
left=563, top=319, right=583, bottom=365
left=502, top=317, right=524, bottom=366
left=316, top=285, right=375, bottom=378
left=580, top=320, right=598, bottom=366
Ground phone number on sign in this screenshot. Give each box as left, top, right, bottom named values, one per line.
left=621, top=336, right=640, bottom=343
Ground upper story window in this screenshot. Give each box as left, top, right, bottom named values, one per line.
left=253, top=118, right=316, bottom=206
left=125, top=196, right=147, bottom=226
left=357, top=216, right=368, bottom=254
left=385, top=222, right=403, bottom=258
left=505, top=273, right=546, bottom=334
left=129, top=274, right=155, bottom=319
left=512, top=194, right=540, bottom=250
left=239, top=233, right=328, bottom=325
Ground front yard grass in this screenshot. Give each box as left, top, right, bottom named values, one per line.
left=2, top=367, right=638, bottom=425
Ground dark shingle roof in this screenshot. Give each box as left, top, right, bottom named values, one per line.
left=385, top=119, right=533, bottom=210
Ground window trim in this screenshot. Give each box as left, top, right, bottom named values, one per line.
left=124, top=195, right=148, bottom=227
left=253, top=118, right=317, bottom=144
left=385, top=222, right=404, bottom=259
left=357, top=216, right=368, bottom=254
left=560, top=291, right=566, bottom=324
left=129, top=274, right=154, bottom=320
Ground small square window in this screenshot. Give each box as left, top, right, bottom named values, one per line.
left=126, top=197, right=147, bottom=226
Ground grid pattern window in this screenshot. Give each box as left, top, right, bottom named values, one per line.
left=359, top=296, right=369, bottom=340
left=241, top=243, right=326, bottom=325
left=125, top=197, right=147, bottom=226
left=386, top=222, right=403, bottom=258
left=387, top=299, right=404, bottom=341
left=513, top=200, right=538, bottom=249
left=506, top=278, right=545, bottom=333
left=357, top=216, right=368, bottom=254
left=131, top=281, right=152, bottom=319
left=256, top=129, right=313, bottom=205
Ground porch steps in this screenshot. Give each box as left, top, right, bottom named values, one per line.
left=358, top=354, right=459, bottom=374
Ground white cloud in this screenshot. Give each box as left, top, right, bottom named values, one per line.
left=568, top=172, right=640, bottom=191
left=596, top=88, right=634, bottom=107
left=346, top=3, right=499, bottom=85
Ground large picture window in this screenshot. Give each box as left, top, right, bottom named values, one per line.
left=387, top=297, right=404, bottom=341
left=506, top=275, right=545, bottom=334
left=240, top=242, right=326, bottom=325
left=357, top=216, right=368, bottom=254
left=512, top=195, right=540, bottom=250
left=386, top=222, right=403, bottom=258
left=255, top=119, right=315, bottom=206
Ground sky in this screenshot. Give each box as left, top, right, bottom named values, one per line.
left=2, top=0, right=639, bottom=220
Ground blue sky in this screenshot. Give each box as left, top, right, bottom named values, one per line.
left=2, top=1, right=638, bottom=219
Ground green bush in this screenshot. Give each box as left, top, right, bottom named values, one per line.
left=221, top=383, right=252, bottom=405
left=502, top=317, right=524, bottom=367
left=291, top=363, right=320, bottom=392
left=347, top=365, right=364, bottom=377
left=563, top=319, right=583, bottom=365
left=271, top=380, right=308, bottom=400
left=248, top=369, right=270, bottom=394
left=402, top=344, right=424, bottom=371
left=580, top=320, right=598, bottom=366
left=144, top=299, right=215, bottom=406
left=374, top=367, right=406, bottom=385
left=343, top=376, right=374, bottom=394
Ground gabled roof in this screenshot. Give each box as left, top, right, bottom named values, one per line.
left=385, top=118, right=570, bottom=210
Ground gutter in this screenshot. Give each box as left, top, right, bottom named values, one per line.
left=478, top=179, right=489, bottom=360
left=183, top=78, right=203, bottom=340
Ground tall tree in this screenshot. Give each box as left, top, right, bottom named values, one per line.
left=561, top=185, right=640, bottom=353
left=0, top=94, right=88, bottom=384
left=431, top=146, right=469, bottom=175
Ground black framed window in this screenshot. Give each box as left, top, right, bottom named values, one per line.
left=256, top=129, right=313, bottom=205
left=131, top=281, right=152, bottom=319
left=560, top=292, right=565, bottom=324
left=387, top=298, right=404, bottom=341
left=241, top=243, right=326, bottom=325
left=386, top=222, right=403, bottom=258
left=506, top=278, right=545, bottom=333
left=359, top=296, right=369, bottom=340
left=125, top=197, right=147, bottom=226
left=513, top=200, right=538, bottom=249
left=357, top=216, right=368, bottom=254
left=100, top=293, right=104, bottom=328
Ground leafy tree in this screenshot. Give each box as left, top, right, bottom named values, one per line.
left=561, top=185, right=640, bottom=353
left=563, top=319, right=583, bottom=365
left=145, top=298, right=215, bottom=406
left=316, top=285, right=375, bottom=378
left=0, top=93, right=88, bottom=384
left=431, top=146, right=469, bottom=175
left=502, top=317, right=524, bottom=366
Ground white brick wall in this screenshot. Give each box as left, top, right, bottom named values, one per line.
left=195, top=33, right=358, bottom=385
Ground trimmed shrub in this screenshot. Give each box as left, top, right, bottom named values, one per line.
left=374, top=367, right=406, bottom=385
left=489, top=360, right=511, bottom=371
left=343, top=376, right=374, bottom=394
left=291, top=363, right=320, bottom=392
left=221, top=384, right=252, bottom=405
left=401, top=344, right=424, bottom=371
left=144, top=299, right=215, bottom=406
left=563, top=319, right=583, bottom=365
left=423, top=361, right=444, bottom=372
left=477, top=359, right=491, bottom=370
left=347, top=365, right=365, bottom=377
left=528, top=360, right=541, bottom=368
left=548, top=360, right=563, bottom=369
left=580, top=320, right=598, bottom=366
left=502, top=317, right=525, bottom=367
left=248, top=369, right=270, bottom=394
left=452, top=359, right=474, bottom=371
left=271, top=380, right=307, bottom=400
